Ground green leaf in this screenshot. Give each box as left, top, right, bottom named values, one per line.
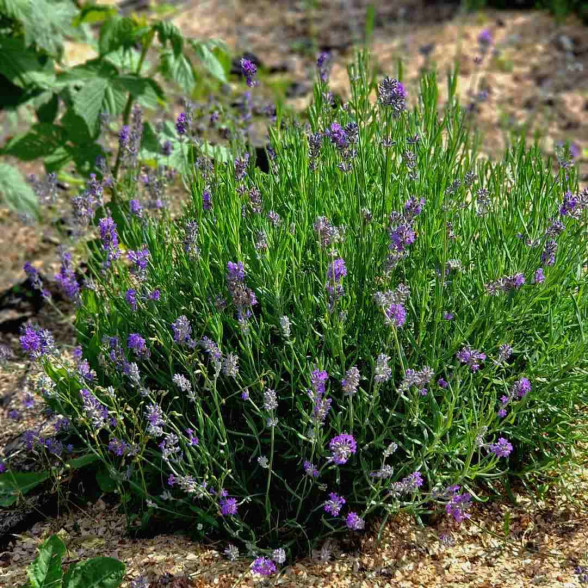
left=98, top=16, right=148, bottom=56
left=0, top=470, right=48, bottom=507
left=96, top=467, right=117, bottom=494
left=35, top=92, right=59, bottom=123
left=25, top=0, right=78, bottom=56
left=71, top=77, right=126, bottom=136
left=190, top=40, right=227, bottom=83
left=27, top=535, right=66, bottom=588
left=159, top=49, right=195, bottom=93
left=74, top=4, right=117, bottom=26
left=114, top=75, right=165, bottom=109
left=0, top=36, right=56, bottom=89
left=63, top=557, right=125, bottom=588
left=66, top=454, right=99, bottom=470
left=72, top=77, right=109, bottom=136
left=153, top=21, right=183, bottom=55
left=2, top=123, right=67, bottom=161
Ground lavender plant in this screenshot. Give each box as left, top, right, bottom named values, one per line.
left=20, top=52, right=587, bottom=570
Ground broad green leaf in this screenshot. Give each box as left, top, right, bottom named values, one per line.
left=0, top=470, right=48, bottom=506
left=139, top=121, right=163, bottom=160
left=27, top=535, right=66, bottom=588
left=72, top=77, right=108, bottom=136
left=98, top=16, right=149, bottom=56
left=153, top=21, right=183, bottom=55
left=0, top=37, right=56, bottom=89
left=114, top=75, right=165, bottom=109
left=71, top=77, right=126, bottom=136
left=191, top=40, right=227, bottom=83
left=159, top=49, right=195, bottom=93
left=35, top=92, right=59, bottom=123
left=63, top=557, right=125, bottom=588
left=2, top=123, right=67, bottom=161
left=25, top=0, right=78, bottom=56
left=58, top=59, right=118, bottom=84
left=96, top=467, right=117, bottom=493
left=74, top=4, right=117, bottom=26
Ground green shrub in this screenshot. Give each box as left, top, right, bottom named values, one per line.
left=18, top=52, right=587, bottom=571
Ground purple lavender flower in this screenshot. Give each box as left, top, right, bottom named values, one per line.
left=202, top=189, right=212, bottom=210
left=23, top=394, right=35, bottom=409
left=226, top=261, right=257, bottom=319
left=329, top=433, right=357, bottom=465
left=443, top=312, right=454, bottom=321
left=0, top=461, right=6, bottom=473
left=326, top=123, right=348, bottom=151
left=378, top=77, right=407, bottom=114
left=513, top=377, right=531, bottom=398
left=541, top=239, right=557, bottom=266
left=384, top=303, right=407, bottom=328
left=316, top=51, right=331, bottom=82
left=108, top=438, right=129, bottom=457
left=54, top=252, right=80, bottom=301
left=119, top=125, right=130, bottom=147
left=240, top=58, right=258, bottom=87
left=172, top=315, right=195, bottom=347
left=560, top=191, right=578, bottom=216
left=309, top=369, right=332, bottom=424
left=24, top=262, right=50, bottom=299
left=162, top=140, right=173, bottom=156
left=489, top=437, right=513, bottom=458
left=342, top=366, right=360, bottom=396
left=478, top=29, right=493, bottom=48
left=326, top=258, right=347, bottom=283
left=80, top=388, right=109, bottom=429
left=263, top=388, right=278, bottom=411
left=125, top=288, right=138, bottom=311
left=127, top=333, right=149, bottom=358
left=324, top=492, right=346, bottom=516
left=456, top=346, right=486, bottom=372
left=186, top=428, right=199, bottom=446
left=220, top=496, right=238, bottom=516
left=404, top=471, right=424, bottom=492
left=149, top=289, right=160, bottom=301
left=145, top=403, right=164, bottom=437
left=175, top=112, right=189, bottom=135
left=445, top=486, right=472, bottom=523
left=98, top=217, right=120, bottom=267
left=128, top=246, right=150, bottom=279
left=533, top=268, right=545, bottom=284
left=346, top=512, right=365, bottom=531
left=19, top=324, right=54, bottom=359
left=303, top=460, right=319, bottom=478
left=438, top=378, right=449, bottom=389
left=251, top=557, right=276, bottom=577
left=374, top=354, right=392, bottom=384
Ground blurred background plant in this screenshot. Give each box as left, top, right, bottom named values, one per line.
left=0, top=0, right=230, bottom=216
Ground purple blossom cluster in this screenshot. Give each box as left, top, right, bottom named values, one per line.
left=128, top=246, right=150, bottom=280
left=387, top=197, right=425, bottom=270
left=378, top=77, right=407, bottom=114
left=226, top=261, right=257, bottom=320
left=329, top=433, right=357, bottom=465
left=20, top=324, right=54, bottom=359
left=54, top=252, right=80, bottom=302
left=308, top=369, right=331, bottom=424
left=456, top=346, right=486, bottom=372
left=485, top=272, right=525, bottom=295
left=98, top=217, right=121, bottom=268
left=240, top=58, right=258, bottom=87
left=444, top=485, right=472, bottom=523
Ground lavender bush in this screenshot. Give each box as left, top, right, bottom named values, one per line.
left=20, top=52, right=587, bottom=569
